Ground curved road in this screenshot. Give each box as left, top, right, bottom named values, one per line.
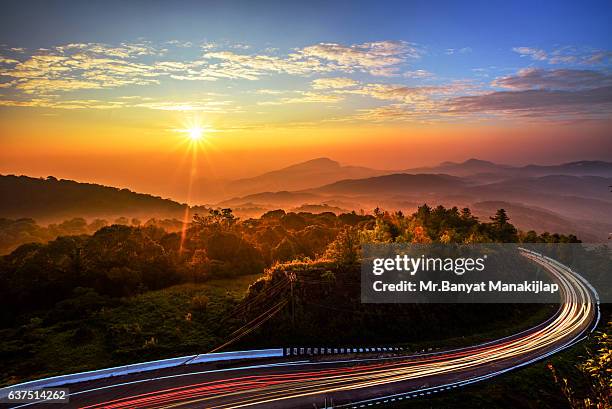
left=11, top=250, right=600, bottom=409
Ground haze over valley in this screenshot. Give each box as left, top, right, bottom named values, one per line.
left=3, top=156, right=611, bottom=245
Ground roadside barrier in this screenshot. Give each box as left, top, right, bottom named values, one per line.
left=0, top=348, right=283, bottom=397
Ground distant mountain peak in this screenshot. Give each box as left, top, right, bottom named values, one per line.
left=463, top=158, right=496, bottom=165
left=282, top=157, right=340, bottom=171
left=561, top=160, right=609, bottom=167
left=438, top=158, right=497, bottom=167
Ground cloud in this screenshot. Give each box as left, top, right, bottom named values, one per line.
left=447, top=86, right=612, bottom=119
left=55, top=42, right=163, bottom=58
left=492, top=68, right=612, bottom=90
left=512, top=46, right=612, bottom=66
left=512, top=47, right=548, bottom=61
left=202, top=50, right=324, bottom=79
left=402, top=69, right=434, bottom=79
left=0, top=56, right=19, bottom=65
left=335, top=69, right=612, bottom=123
left=258, top=91, right=343, bottom=105
left=132, top=101, right=230, bottom=111
left=0, top=94, right=234, bottom=112
left=0, top=98, right=127, bottom=109
left=0, top=46, right=164, bottom=94
left=584, top=51, right=612, bottom=65
left=165, top=40, right=194, bottom=48
left=0, top=39, right=419, bottom=100
left=444, top=67, right=612, bottom=120
left=311, top=77, right=358, bottom=89
left=351, top=104, right=456, bottom=123
left=445, top=47, right=472, bottom=55
left=297, top=41, right=420, bottom=76
left=200, top=40, right=419, bottom=80
left=344, top=81, right=476, bottom=103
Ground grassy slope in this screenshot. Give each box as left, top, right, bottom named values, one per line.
left=0, top=274, right=259, bottom=386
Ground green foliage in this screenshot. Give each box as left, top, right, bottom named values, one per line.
left=0, top=203, right=589, bottom=392
left=323, top=227, right=360, bottom=264
left=0, top=275, right=258, bottom=386
left=0, top=216, right=186, bottom=255
left=549, top=320, right=611, bottom=409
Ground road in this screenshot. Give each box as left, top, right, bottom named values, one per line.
left=10, top=250, right=599, bottom=409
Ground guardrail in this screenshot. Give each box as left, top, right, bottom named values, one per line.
left=0, top=348, right=283, bottom=398
left=284, top=346, right=411, bottom=357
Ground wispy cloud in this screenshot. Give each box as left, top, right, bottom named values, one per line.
left=311, top=77, right=358, bottom=89
left=512, top=46, right=612, bottom=65
left=297, top=41, right=420, bottom=76
left=445, top=47, right=472, bottom=55
left=0, top=39, right=610, bottom=127
left=444, top=67, right=612, bottom=121
left=0, top=44, right=164, bottom=94
left=447, top=86, right=612, bottom=118
left=257, top=91, right=343, bottom=105
left=402, top=69, right=434, bottom=79
left=512, top=47, right=549, bottom=61
left=492, top=68, right=612, bottom=90
left=199, top=40, right=419, bottom=79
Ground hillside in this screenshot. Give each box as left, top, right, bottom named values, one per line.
left=469, top=201, right=605, bottom=242
left=404, top=159, right=612, bottom=178
left=213, top=170, right=612, bottom=241
left=195, top=158, right=389, bottom=202
left=310, top=173, right=467, bottom=196
left=0, top=175, right=190, bottom=223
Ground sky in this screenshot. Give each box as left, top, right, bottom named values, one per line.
left=0, top=0, right=611, bottom=201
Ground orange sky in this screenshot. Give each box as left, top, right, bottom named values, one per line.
left=1, top=107, right=610, bottom=203
left=1, top=5, right=610, bottom=203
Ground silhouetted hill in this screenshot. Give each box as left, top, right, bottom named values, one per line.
left=214, top=170, right=611, bottom=241
left=219, top=191, right=323, bottom=207
left=404, top=158, right=512, bottom=176
left=0, top=175, right=189, bottom=222
left=195, top=158, right=388, bottom=202
left=474, top=175, right=612, bottom=201
left=404, top=159, right=612, bottom=178
left=195, top=158, right=612, bottom=202
left=470, top=201, right=606, bottom=242
left=310, top=173, right=467, bottom=196
left=519, top=160, right=612, bottom=177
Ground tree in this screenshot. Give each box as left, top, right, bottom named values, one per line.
left=193, top=208, right=237, bottom=230
left=490, top=208, right=510, bottom=226
left=488, top=208, right=518, bottom=242
left=549, top=320, right=611, bottom=409
left=324, top=228, right=360, bottom=265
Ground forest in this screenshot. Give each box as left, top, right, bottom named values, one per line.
left=0, top=205, right=607, bottom=409
left=0, top=205, right=582, bottom=323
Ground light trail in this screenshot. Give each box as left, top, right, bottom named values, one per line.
left=12, top=250, right=598, bottom=409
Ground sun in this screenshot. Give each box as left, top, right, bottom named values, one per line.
left=176, top=116, right=215, bottom=146
left=187, top=126, right=205, bottom=141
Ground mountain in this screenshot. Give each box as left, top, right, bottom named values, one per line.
left=473, top=175, right=612, bottom=201
left=403, top=159, right=612, bottom=178
left=196, top=158, right=612, bottom=203
left=219, top=191, right=323, bottom=207
left=518, top=161, right=612, bottom=177
left=195, top=158, right=388, bottom=202
left=403, top=158, right=512, bottom=177
left=215, top=174, right=467, bottom=214
left=310, top=173, right=467, bottom=196
left=216, top=170, right=611, bottom=241
left=470, top=201, right=608, bottom=242
left=0, top=175, right=190, bottom=223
